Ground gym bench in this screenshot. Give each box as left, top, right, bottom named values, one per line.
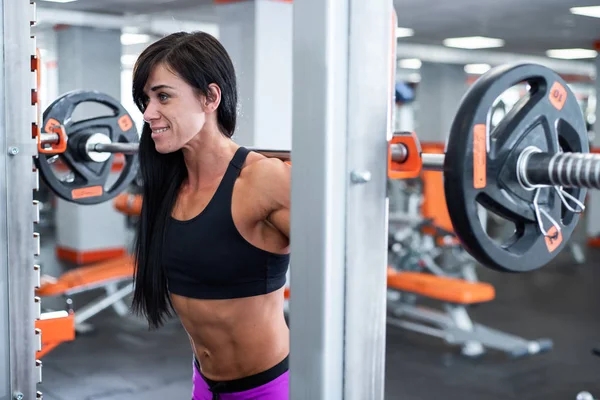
left=36, top=254, right=135, bottom=334
left=385, top=267, right=553, bottom=358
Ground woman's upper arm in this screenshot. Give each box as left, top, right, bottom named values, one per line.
left=251, top=158, right=291, bottom=237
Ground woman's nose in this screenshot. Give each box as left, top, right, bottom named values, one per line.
left=143, top=102, right=159, bottom=122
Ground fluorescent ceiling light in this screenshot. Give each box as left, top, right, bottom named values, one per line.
left=121, top=33, right=151, bottom=45
left=443, top=36, right=505, bottom=49
left=396, top=27, right=414, bottom=38
left=40, top=0, right=77, bottom=3
left=464, top=63, right=491, bottom=74
left=398, top=58, right=422, bottom=69
left=570, top=6, right=600, bottom=18
left=546, top=48, right=597, bottom=59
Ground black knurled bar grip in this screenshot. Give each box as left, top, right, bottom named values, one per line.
left=526, top=152, right=600, bottom=189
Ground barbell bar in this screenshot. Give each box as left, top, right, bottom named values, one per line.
left=36, top=130, right=465, bottom=174
left=34, top=129, right=480, bottom=179
left=518, top=148, right=600, bottom=190
left=33, top=63, right=596, bottom=273
left=38, top=132, right=600, bottom=190
left=39, top=131, right=408, bottom=164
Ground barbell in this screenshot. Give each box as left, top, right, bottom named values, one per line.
left=34, top=63, right=599, bottom=273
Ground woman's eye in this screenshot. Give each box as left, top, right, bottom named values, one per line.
left=159, top=93, right=169, bottom=101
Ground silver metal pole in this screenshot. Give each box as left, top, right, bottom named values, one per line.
left=90, top=142, right=138, bottom=154
left=38, top=132, right=59, bottom=145
left=73, top=283, right=134, bottom=325
left=523, top=151, right=600, bottom=189
left=289, top=0, right=348, bottom=398
left=3, top=0, right=40, bottom=399
left=42, top=131, right=416, bottom=167
left=290, top=0, right=393, bottom=399
left=40, top=132, right=296, bottom=162
left=390, top=143, right=408, bottom=163
left=422, top=153, right=445, bottom=171
left=342, top=1, right=392, bottom=398
left=0, top=2, right=9, bottom=397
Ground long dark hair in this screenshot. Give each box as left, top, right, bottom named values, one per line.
left=130, top=31, right=237, bottom=328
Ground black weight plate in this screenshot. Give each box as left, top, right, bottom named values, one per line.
left=444, top=63, right=588, bottom=273
left=36, top=90, right=140, bottom=205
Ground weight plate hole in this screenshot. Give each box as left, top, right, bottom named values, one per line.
left=71, top=101, right=116, bottom=125
left=477, top=197, right=521, bottom=249
left=489, top=82, right=534, bottom=140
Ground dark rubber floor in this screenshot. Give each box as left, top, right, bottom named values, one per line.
left=36, top=223, right=600, bottom=400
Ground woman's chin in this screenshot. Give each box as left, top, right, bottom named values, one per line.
left=153, top=141, right=173, bottom=154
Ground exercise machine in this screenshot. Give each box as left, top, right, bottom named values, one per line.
left=386, top=170, right=553, bottom=358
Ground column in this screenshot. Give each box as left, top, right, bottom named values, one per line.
left=415, top=62, right=469, bottom=143
left=216, top=0, right=293, bottom=149
left=53, top=26, right=128, bottom=264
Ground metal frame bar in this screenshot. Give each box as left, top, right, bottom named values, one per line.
left=289, top=0, right=348, bottom=397
left=290, top=1, right=393, bottom=399
left=3, top=1, right=39, bottom=399
left=73, top=283, right=133, bottom=325
left=0, top=1, right=9, bottom=397
left=344, top=2, right=394, bottom=398
left=387, top=303, right=553, bottom=357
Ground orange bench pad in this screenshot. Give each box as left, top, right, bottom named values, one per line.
left=387, top=268, right=495, bottom=304
left=36, top=255, right=134, bottom=297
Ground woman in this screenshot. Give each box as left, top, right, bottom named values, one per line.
left=130, top=31, right=291, bottom=400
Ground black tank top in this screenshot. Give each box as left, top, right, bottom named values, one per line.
left=163, top=147, right=290, bottom=299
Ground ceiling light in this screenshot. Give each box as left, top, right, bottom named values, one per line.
left=546, top=48, right=597, bottom=59
left=570, top=6, right=600, bottom=18
left=121, top=33, right=151, bottom=46
left=398, top=58, right=422, bottom=69
left=443, top=36, right=505, bottom=49
left=40, top=0, right=78, bottom=3
left=396, top=27, right=414, bottom=38
left=464, top=64, right=491, bottom=75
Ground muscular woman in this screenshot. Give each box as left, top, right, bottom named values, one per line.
left=130, top=31, right=291, bottom=400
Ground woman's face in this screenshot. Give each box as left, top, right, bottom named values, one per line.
left=142, top=63, right=208, bottom=154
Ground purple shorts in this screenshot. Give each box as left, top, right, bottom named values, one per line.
left=192, top=355, right=289, bottom=400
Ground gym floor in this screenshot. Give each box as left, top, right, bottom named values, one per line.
left=36, top=222, right=600, bottom=400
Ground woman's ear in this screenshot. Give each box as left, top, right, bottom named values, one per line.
left=204, top=83, right=222, bottom=112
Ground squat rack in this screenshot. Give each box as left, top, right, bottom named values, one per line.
left=2, top=0, right=396, bottom=399
left=2, top=1, right=44, bottom=399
